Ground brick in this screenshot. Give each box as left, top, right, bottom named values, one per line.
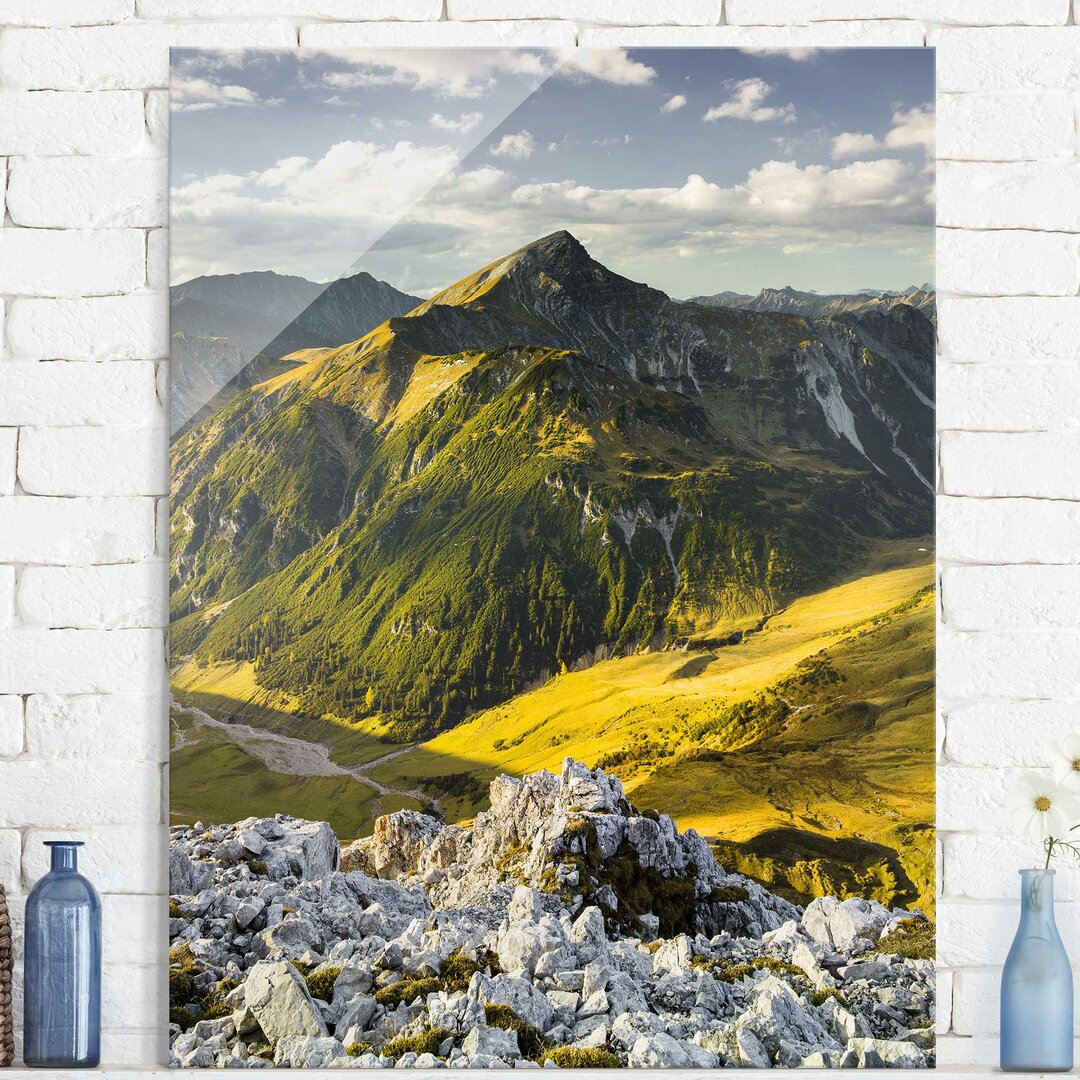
left=936, top=27, right=1080, bottom=90
left=947, top=700, right=1080, bottom=768
left=0, top=0, right=133, bottom=24
left=102, top=894, right=165, bottom=965
left=944, top=831, right=1080, bottom=899
left=7, top=295, right=168, bottom=362
left=448, top=0, right=718, bottom=22
left=936, top=970, right=953, bottom=1036
left=101, top=963, right=163, bottom=1029
left=7, top=157, right=166, bottom=229
left=25, top=693, right=166, bottom=762
left=941, top=497, right=1080, bottom=563
left=937, top=1035, right=1069, bottom=1067
left=939, top=632, right=1080, bottom=698
left=939, top=297, right=1080, bottom=363
left=146, top=89, right=167, bottom=149
left=0, top=831, right=18, bottom=894
left=0, top=90, right=146, bottom=155
left=0, top=429, right=15, bottom=497
left=938, top=899, right=1078, bottom=967
left=937, top=93, right=1074, bottom=161
left=942, top=431, right=1080, bottom=498
left=0, top=22, right=298, bottom=90
left=301, top=18, right=577, bottom=46
left=939, top=363, right=1080, bottom=431
left=0, top=758, right=160, bottom=826
left=0, top=629, right=165, bottom=695
left=143, top=0, right=437, bottom=13
left=20, top=563, right=166, bottom=630
left=939, top=162, right=1080, bottom=230
left=726, top=0, right=1066, bottom=21
left=0, top=497, right=156, bottom=564
left=0, top=696, right=22, bottom=759
left=937, top=765, right=1030, bottom=832
left=102, top=1029, right=169, bottom=1065
left=0, top=568, right=12, bottom=633
left=0, top=230, right=145, bottom=298
left=147, top=231, right=168, bottom=291
left=23, top=824, right=167, bottom=893
left=156, top=496, right=169, bottom=558
left=0, top=362, right=159, bottom=427
left=936, top=229, right=1080, bottom=296
left=579, top=21, right=925, bottom=46
left=944, top=565, right=1080, bottom=629
left=19, top=426, right=167, bottom=497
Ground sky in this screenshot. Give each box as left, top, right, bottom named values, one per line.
left=170, top=47, right=934, bottom=299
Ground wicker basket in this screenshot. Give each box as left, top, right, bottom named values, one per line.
left=0, top=884, right=12, bottom=1067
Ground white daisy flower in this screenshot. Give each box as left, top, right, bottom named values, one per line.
left=1048, top=734, right=1080, bottom=794
left=1005, top=772, right=1080, bottom=842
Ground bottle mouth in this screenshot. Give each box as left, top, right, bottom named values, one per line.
left=1020, top=867, right=1055, bottom=875
left=43, top=841, right=85, bottom=848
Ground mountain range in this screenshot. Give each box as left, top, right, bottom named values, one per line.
left=170, top=230, right=934, bottom=741
left=687, top=284, right=935, bottom=321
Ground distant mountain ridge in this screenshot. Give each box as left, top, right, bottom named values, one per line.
left=170, top=230, right=934, bottom=738
left=687, top=283, right=936, bottom=321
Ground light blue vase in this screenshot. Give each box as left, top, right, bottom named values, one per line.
left=23, top=841, right=101, bottom=1068
left=1001, top=868, right=1073, bottom=1072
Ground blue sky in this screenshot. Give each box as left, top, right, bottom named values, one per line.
left=170, top=47, right=934, bottom=298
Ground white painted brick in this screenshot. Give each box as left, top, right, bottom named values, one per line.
left=146, top=90, right=168, bottom=150
left=0, top=361, right=159, bottom=427
left=936, top=969, right=953, bottom=1036
left=0, top=0, right=133, bottom=24
left=0, top=758, right=160, bottom=826
left=0, top=696, right=22, bottom=759
left=102, top=1029, right=169, bottom=1066
left=937, top=765, right=1027, bottom=831
left=20, top=563, right=167, bottom=630
left=939, top=899, right=1080, bottom=967
left=726, top=0, right=1066, bottom=22
left=939, top=363, right=1080, bottom=431
left=0, top=629, right=165, bottom=695
left=300, top=18, right=577, bottom=46
left=947, top=701, right=1080, bottom=769
left=0, top=568, right=12, bottom=634
left=939, top=497, right=1080, bottom=564
left=936, top=27, right=1080, bottom=90
left=156, top=495, right=169, bottom=558
left=147, top=231, right=169, bottom=291
left=579, top=21, right=925, bottom=46
left=942, top=432, right=1080, bottom=498
left=0, top=90, right=146, bottom=155
left=0, top=230, right=145, bottom=298
left=936, top=229, right=1080, bottom=296
left=939, top=297, right=1080, bottom=363
left=945, top=565, right=1080, bottom=628
left=449, top=0, right=717, bottom=23
left=940, top=162, right=1080, bottom=231
left=101, top=963, right=163, bottom=1030
left=940, top=632, right=1080, bottom=698
left=952, top=969, right=1009, bottom=1035
left=0, top=430, right=15, bottom=498
left=937, top=93, right=1074, bottom=161
left=0, top=830, right=18, bottom=894
left=8, top=295, right=168, bottom=362
left=143, top=0, right=438, bottom=14
left=936, top=1036, right=1009, bottom=1066
left=102, top=895, right=165, bottom=965
left=7, top=157, right=166, bottom=229
left=25, top=693, right=166, bottom=762
left=0, top=22, right=299, bottom=90
left=19, top=426, right=167, bottom=497
left=23, top=824, right=167, bottom=893
left=0, top=497, right=156, bottom=564
left=944, top=831, right=1080, bottom=899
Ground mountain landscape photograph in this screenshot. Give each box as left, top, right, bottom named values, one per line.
left=168, top=46, right=936, bottom=1069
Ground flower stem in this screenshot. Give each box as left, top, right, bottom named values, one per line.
left=1046, top=838, right=1056, bottom=868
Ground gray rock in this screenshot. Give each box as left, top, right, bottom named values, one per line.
left=628, top=1032, right=719, bottom=1068
left=244, top=959, right=328, bottom=1043
left=462, top=1025, right=521, bottom=1060
left=273, top=1034, right=347, bottom=1067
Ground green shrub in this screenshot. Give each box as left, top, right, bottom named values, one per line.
left=876, top=919, right=934, bottom=961
left=247, top=859, right=268, bottom=876
left=540, top=1046, right=621, bottom=1068
left=483, top=1004, right=548, bottom=1060
left=168, top=899, right=191, bottom=920
left=304, top=965, right=341, bottom=1002
left=708, top=885, right=749, bottom=903
left=705, top=956, right=806, bottom=984
left=382, top=1027, right=455, bottom=1058
left=440, top=949, right=486, bottom=992
left=346, top=1041, right=372, bottom=1058
left=167, top=944, right=236, bottom=1030
left=810, top=987, right=847, bottom=1008
left=374, top=977, right=441, bottom=1007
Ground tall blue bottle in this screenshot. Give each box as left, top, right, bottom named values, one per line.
left=23, top=841, right=101, bottom=1068
left=1001, top=868, right=1073, bottom=1072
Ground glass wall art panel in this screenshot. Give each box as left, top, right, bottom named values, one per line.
left=168, top=46, right=936, bottom=1069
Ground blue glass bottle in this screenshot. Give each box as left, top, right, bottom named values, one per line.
left=1001, top=868, right=1073, bottom=1072
left=23, top=841, right=101, bottom=1068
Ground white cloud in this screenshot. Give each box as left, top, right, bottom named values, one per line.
left=172, top=74, right=278, bottom=113
left=430, top=111, right=483, bottom=134
left=885, top=105, right=934, bottom=153
left=490, top=130, right=536, bottom=160
left=704, top=78, right=796, bottom=124
left=661, top=94, right=687, bottom=113
left=739, top=47, right=820, bottom=61
left=831, top=131, right=879, bottom=159
left=558, top=48, right=656, bottom=87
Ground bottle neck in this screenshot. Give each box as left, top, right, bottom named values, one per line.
left=1020, top=869, right=1057, bottom=929
left=49, top=845, right=79, bottom=873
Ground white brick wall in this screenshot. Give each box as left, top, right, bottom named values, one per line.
left=0, top=0, right=1073, bottom=1071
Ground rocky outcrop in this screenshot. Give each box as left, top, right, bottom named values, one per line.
left=169, top=761, right=934, bottom=1069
